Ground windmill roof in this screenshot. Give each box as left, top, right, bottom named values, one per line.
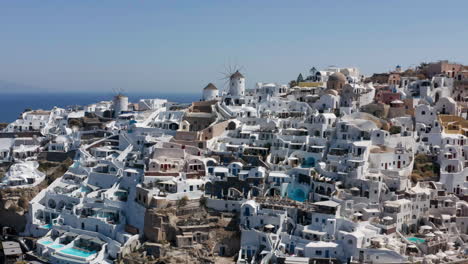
left=230, top=70, right=244, bottom=79
left=204, top=83, right=218, bottom=90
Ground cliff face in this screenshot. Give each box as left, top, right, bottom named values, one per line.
left=0, top=159, right=72, bottom=233
left=0, top=188, right=36, bottom=233
left=135, top=203, right=240, bottom=263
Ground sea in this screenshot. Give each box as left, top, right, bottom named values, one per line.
left=0, top=92, right=200, bottom=123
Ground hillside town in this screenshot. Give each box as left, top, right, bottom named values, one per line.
left=2, top=60, right=468, bottom=264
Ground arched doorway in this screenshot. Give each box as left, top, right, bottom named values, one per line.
left=227, top=121, right=237, bottom=130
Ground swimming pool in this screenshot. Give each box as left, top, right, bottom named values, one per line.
left=288, top=188, right=307, bottom=202
left=50, top=244, right=64, bottom=249
left=60, top=247, right=96, bottom=258
left=408, top=237, right=425, bottom=244
left=42, top=224, right=52, bottom=229
left=301, top=157, right=316, bottom=168
left=40, top=240, right=53, bottom=245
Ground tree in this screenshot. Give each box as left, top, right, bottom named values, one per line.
left=177, top=196, right=189, bottom=208
left=296, top=73, right=304, bottom=83
left=68, top=119, right=82, bottom=128
left=309, top=67, right=317, bottom=75
left=288, top=80, right=297, bottom=88
left=389, top=126, right=401, bottom=135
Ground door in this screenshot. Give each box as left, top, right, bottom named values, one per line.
left=220, top=246, right=225, bottom=256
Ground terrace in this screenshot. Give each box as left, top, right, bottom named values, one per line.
left=77, top=207, right=120, bottom=225
left=54, top=235, right=104, bottom=262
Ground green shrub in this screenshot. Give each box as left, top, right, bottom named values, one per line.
left=177, top=196, right=189, bottom=208
left=389, top=126, right=401, bottom=134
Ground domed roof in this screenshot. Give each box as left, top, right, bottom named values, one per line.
left=328, top=72, right=346, bottom=82
left=230, top=70, right=244, bottom=79
left=243, top=200, right=257, bottom=209
left=203, top=83, right=218, bottom=90
left=324, top=89, right=339, bottom=96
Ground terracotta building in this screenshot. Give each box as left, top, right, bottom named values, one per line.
left=424, top=60, right=463, bottom=78
left=387, top=73, right=401, bottom=86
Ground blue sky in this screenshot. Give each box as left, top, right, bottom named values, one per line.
left=1, top=0, right=467, bottom=93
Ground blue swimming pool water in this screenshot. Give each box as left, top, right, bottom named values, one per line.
left=42, top=224, right=52, bottom=229
left=288, top=188, right=307, bottom=202
left=50, top=244, right=64, bottom=249
left=301, top=157, right=316, bottom=168
left=60, top=248, right=96, bottom=258
left=40, top=240, right=53, bottom=245
left=408, top=237, right=425, bottom=244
